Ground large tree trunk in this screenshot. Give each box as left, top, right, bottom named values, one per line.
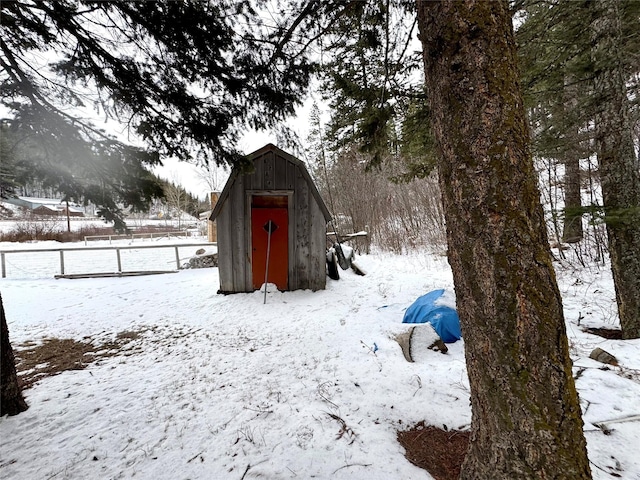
left=562, top=148, right=583, bottom=243
left=1, top=293, right=28, bottom=416
left=415, top=2, right=591, bottom=479
left=591, top=0, right=640, bottom=339
left=561, top=76, right=584, bottom=244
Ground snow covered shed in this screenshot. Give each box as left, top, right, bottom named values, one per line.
left=210, top=144, right=332, bottom=293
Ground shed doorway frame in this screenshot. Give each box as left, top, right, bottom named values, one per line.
left=247, top=191, right=294, bottom=291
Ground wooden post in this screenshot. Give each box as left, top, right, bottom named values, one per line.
left=116, top=248, right=122, bottom=272
left=65, top=200, right=71, bottom=233
left=1, top=252, right=5, bottom=278
left=263, top=220, right=275, bottom=304
left=59, top=250, right=65, bottom=275
left=365, top=224, right=371, bottom=254
left=175, top=246, right=180, bottom=270
left=208, top=191, right=219, bottom=242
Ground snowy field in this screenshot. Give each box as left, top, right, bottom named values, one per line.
left=0, top=215, right=199, bottom=234
left=1, top=246, right=639, bottom=479
left=0, top=237, right=212, bottom=279
left=0, top=214, right=209, bottom=279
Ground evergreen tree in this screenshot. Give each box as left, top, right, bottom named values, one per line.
left=0, top=123, right=20, bottom=199
left=516, top=0, right=640, bottom=338
left=516, top=0, right=594, bottom=244
left=590, top=0, right=640, bottom=339
left=321, top=0, right=430, bottom=171
left=305, top=102, right=330, bottom=184
left=1, top=0, right=317, bottom=228
left=160, top=179, right=204, bottom=227
left=393, top=98, right=439, bottom=182
left=417, top=1, right=591, bottom=477
left=2, top=122, right=164, bottom=230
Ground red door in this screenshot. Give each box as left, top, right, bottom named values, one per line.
left=251, top=196, right=288, bottom=290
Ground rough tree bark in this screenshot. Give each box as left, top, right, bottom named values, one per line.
left=1, top=293, right=28, bottom=416
left=562, top=148, right=583, bottom=243
left=415, top=1, right=591, bottom=479
left=592, top=0, right=640, bottom=339
left=561, top=77, right=584, bottom=244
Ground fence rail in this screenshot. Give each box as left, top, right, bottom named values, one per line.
left=84, top=230, right=195, bottom=245
left=0, top=242, right=216, bottom=279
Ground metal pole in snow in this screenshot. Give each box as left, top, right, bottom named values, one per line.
left=65, top=200, right=71, bottom=233
left=263, top=220, right=273, bottom=305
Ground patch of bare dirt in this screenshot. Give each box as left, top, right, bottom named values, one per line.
left=15, top=329, right=146, bottom=389
left=398, top=422, right=469, bottom=480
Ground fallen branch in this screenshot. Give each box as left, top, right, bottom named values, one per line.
left=592, top=414, right=640, bottom=429
left=240, top=459, right=268, bottom=480
left=326, top=412, right=357, bottom=444
left=187, top=451, right=203, bottom=463
left=332, top=462, right=372, bottom=474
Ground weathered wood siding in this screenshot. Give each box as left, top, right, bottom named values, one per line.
left=292, top=169, right=310, bottom=289
left=216, top=197, right=233, bottom=292
left=216, top=175, right=250, bottom=292
left=309, top=200, right=327, bottom=291
left=214, top=145, right=330, bottom=293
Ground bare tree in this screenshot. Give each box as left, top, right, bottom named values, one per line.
left=194, top=164, right=228, bottom=194
left=315, top=145, right=446, bottom=253
left=561, top=77, right=585, bottom=244
left=163, top=179, right=194, bottom=230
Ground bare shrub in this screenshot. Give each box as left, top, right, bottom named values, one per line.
left=7, top=218, right=64, bottom=241
left=0, top=204, right=15, bottom=219
left=0, top=221, right=117, bottom=243
left=316, top=148, right=446, bottom=253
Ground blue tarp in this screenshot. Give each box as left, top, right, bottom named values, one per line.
left=402, top=289, right=462, bottom=343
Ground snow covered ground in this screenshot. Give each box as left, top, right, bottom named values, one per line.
left=0, top=216, right=201, bottom=234
left=1, top=246, right=639, bottom=479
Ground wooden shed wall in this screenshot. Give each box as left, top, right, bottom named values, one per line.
left=216, top=174, right=249, bottom=293
left=217, top=150, right=327, bottom=293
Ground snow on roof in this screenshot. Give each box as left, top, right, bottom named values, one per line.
left=19, top=197, right=65, bottom=205
left=33, top=205, right=61, bottom=211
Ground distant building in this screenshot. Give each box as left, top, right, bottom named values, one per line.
left=2, top=196, right=84, bottom=217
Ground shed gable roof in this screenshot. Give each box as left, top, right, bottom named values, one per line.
left=210, top=144, right=332, bottom=222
